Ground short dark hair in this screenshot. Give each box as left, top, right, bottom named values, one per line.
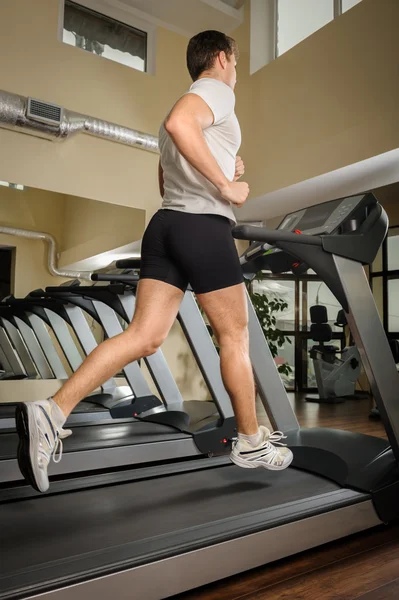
left=186, top=30, right=238, bottom=81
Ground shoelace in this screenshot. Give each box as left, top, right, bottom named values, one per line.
left=267, top=431, right=288, bottom=447
left=232, top=430, right=288, bottom=449
left=261, top=441, right=286, bottom=465
left=52, top=434, right=64, bottom=464
left=39, top=430, right=64, bottom=466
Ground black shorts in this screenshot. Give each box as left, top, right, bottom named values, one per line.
left=140, top=209, right=244, bottom=294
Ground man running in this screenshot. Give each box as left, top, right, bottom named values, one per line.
left=16, top=30, right=293, bottom=493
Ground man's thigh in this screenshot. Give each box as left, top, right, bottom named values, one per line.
left=196, top=283, right=248, bottom=342
left=130, top=279, right=185, bottom=340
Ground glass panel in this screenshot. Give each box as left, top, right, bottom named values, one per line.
left=299, top=281, right=308, bottom=331
left=372, top=244, right=383, bottom=273
left=373, top=276, right=383, bottom=323
left=63, top=1, right=147, bottom=72
left=388, top=279, right=399, bottom=332
left=249, top=279, right=295, bottom=388
left=275, top=335, right=295, bottom=389
left=277, top=0, right=334, bottom=56
left=342, top=0, right=363, bottom=13
left=306, top=338, right=342, bottom=388
left=252, top=279, right=295, bottom=331
left=301, top=281, right=342, bottom=331
left=387, top=228, right=399, bottom=271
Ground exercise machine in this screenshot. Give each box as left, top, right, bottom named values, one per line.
left=0, top=278, right=237, bottom=483
left=306, top=304, right=366, bottom=403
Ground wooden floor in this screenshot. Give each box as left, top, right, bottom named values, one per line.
left=291, top=392, right=387, bottom=439
left=172, top=395, right=399, bottom=600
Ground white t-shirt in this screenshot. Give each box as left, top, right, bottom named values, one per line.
left=158, top=78, right=242, bottom=224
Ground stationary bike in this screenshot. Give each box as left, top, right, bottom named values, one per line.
left=306, top=305, right=367, bottom=404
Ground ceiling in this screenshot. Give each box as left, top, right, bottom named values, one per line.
left=235, top=148, right=399, bottom=224
left=99, top=0, right=244, bottom=36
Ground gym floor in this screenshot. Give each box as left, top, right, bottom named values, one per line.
left=173, top=394, right=399, bottom=600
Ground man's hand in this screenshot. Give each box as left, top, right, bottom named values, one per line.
left=234, top=155, right=245, bottom=181
left=220, top=181, right=250, bottom=207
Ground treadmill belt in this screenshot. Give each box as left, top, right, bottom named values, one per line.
left=0, top=421, right=190, bottom=461
left=0, top=465, right=364, bottom=599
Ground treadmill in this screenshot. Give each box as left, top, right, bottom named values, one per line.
left=0, top=279, right=237, bottom=484
left=0, top=308, right=39, bottom=380
left=0, top=314, right=30, bottom=380
left=0, top=295, right=136, bottom=429
left=1, top=193, right=398, bottom=600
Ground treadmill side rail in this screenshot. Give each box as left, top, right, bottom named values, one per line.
left=334, top=255, right=399, bottom=462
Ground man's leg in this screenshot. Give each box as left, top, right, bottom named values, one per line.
left=196, top=282, right=257, bottom=435
left=54, top=280, right=184, bottom=417
left=16, top=279, right=185, bottom=492
left=197, top=283, right=293, bottom=471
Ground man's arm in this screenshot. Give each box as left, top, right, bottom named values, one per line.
left=158, top=159, right=164, bottom=197
left=164, top=95, right=249, bottom=206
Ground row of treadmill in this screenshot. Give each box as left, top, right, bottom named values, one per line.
left=0, top=192, right=398, bottom=600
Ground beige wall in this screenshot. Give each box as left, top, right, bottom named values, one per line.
left=245, top=0, right=399, bottom=199
left=0, top=185, right=147, bottom=290
left=0, top=186, right=66, bottom=244
left=0, top=186, right=68, bottom=295
left=0, top=233, right=65, bottom=297
left=0, top=0, right=190, bottom=220
left=60, top=195, right=145, bottom=267
left=374, top=182, right=399, bottom=226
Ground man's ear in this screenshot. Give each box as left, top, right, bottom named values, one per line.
left=218, top=51, right=227, bottom=69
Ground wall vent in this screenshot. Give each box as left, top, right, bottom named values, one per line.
left=27, top=98, right=63, bottom=125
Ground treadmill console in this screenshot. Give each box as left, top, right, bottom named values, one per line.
left=241, top=193, right=376, bottom=275
left=277, top=194, right=366, bottom=236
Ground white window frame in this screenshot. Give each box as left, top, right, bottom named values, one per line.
left=58, top=0, right=157, bottom=75
left=250, top=0, right=347, bottom=73
left=275, top=0, right=341, bottom=58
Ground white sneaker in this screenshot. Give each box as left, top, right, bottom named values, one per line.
left=16, top=400, right=68, bottom=493
left=230, top=426, right=293, bottom=471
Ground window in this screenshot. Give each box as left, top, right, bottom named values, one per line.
left=388, top=280, right=399, bottom=332
left=302, top=281, right=342, bottom=332
left=62, top=1, right=148, bottom=72
left=250, top=0, right=365, bottom=72
left=252, top=279, right=295, bottom=331
left=371, top=226, right=399, bottom=336
left=277, top=0, right=334, bottom=57
left=0, top=181, right=24, bottom=191
left=342, top=0, right=363, bottom=13
left=372, top=276, right=384, bottom=323
left=251, top=273, right=346, bottom=391
left=387, top=229, right=399, bottom=271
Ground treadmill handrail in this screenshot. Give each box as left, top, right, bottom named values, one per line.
left=92, top=274, right=139, bottom=283
left=116, top=259, right=141, bottom=269
left=233, top=226, right=323, bottom=246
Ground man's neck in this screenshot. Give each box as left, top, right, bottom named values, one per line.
left=197, top=71, right=225, bottom=84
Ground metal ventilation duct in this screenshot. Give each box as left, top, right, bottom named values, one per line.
left=0, top=225, right=93, bottom=281
left=0, top=89, right=159, bottom=153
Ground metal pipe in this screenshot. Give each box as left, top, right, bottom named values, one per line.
left=0, top=90, right=159, bottom=153
left=0, top=225, right=93, bottom=281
